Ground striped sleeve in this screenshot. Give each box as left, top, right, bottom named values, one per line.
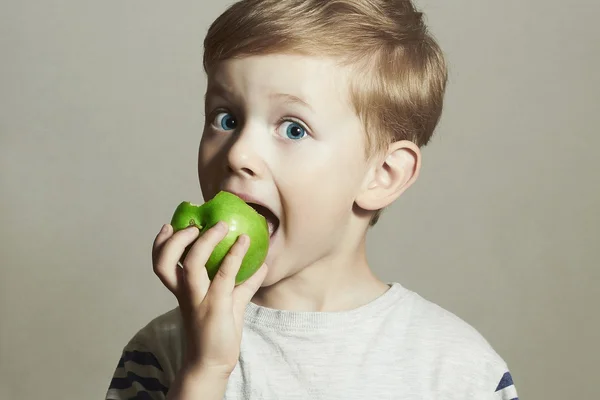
left=493, top=371, right=519, bottom=400
left=105, top=345, right=170, bottom=400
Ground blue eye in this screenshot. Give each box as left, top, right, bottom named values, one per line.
left=213, top=112, right=237, bottom=131
left=280, top=121, right=307, bottom=140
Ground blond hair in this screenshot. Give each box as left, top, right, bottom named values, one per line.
left=203, top=0, right=448, bottom=225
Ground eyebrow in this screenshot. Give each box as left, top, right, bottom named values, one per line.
left=205, top=83, right=313, bottom=112
left=269, top=92, right=314, bottom=112
left=204, top=83, right=234, bottom=103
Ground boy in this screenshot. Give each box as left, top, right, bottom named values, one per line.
left=106, top=0, right=519, bottom=399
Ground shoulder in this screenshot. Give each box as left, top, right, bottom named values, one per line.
left=388, top=284, right=519, bottom=398
left=404, top=289, right=498, bottom=355
left=106, top=307, right=184, bottom=400
left=127, top=307, right=185, bottom=355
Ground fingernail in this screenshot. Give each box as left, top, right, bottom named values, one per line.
left=160, top=224, right=168, bottom=233
left=216, top=221, right=228, bottom=232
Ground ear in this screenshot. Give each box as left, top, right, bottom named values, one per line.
left=356, top=140, right=421, bottom=211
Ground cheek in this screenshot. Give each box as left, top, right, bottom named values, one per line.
left=198, top=133, right=218, bottom=165
left=280, top=194, right=350, bottom=263
left=296, top=150, right=365, bottom=199
left=197, top=145, right=212, bottom=178
left=280, top=162, right=363, bottom=236
left=198, top=134, right=226, bottom=194
left=199, top=129, right=232, bottom=164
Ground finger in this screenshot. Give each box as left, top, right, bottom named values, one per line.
left=181, top=221, right=229, bottom=305
left=152, top=224, right=177, bottom=292
left=233, top=263, right=268, bottom=309
left=153, top=225, right=199, bottom=295
left=207, top=234, right=250, bottom=297
left=152, top=224, right=171, bottom=265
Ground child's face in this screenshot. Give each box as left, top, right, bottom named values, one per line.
left=198, top=54, right=372, bottom=286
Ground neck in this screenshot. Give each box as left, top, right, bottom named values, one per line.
left=252, top=234, right=389, bottom=312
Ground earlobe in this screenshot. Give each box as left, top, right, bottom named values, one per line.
left=356, top=141, right=421, bottom=211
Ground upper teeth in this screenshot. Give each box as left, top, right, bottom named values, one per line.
left=267, top=220, right=275, bottom=236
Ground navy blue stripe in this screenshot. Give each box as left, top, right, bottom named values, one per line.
left=495, top=371, right=514, bottom=391
left=121, top=350, right=163, bottom=371
left=117, top=357, right=125, bottom=368
left=128, top=391, right=154, bottom=400
left=510, top=398, right=519, bottom=400
left=109, top=371, right=168, bottom=395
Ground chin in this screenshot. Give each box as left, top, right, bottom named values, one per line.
left=259, top=260, right=281, bottom=287
left=257, top=259, right=289, bottom=289
left=258, top=273, right=281, bottom=289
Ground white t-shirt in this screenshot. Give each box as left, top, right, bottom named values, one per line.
left=106, top=283, right=519, bottom=399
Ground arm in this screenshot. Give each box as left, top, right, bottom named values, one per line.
left=152, top=223, right=267, bottom=399
left=166, top=367, right=229, bottom=400
left=493, top=371, right=519, bottom=400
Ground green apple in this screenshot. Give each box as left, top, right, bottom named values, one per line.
left=170, top=191, right=269, bottom=285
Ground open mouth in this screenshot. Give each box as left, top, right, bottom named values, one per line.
left=247, top=203, right=280, bottom=237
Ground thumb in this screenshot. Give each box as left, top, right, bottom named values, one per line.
left=233, top=263, right=268, bottom=309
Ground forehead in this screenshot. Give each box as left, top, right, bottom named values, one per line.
left=206, top=54, right=354, bottom=114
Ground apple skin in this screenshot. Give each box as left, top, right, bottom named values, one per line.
left=170, top=191, right=269, bottom=285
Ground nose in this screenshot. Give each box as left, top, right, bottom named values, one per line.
left=226, top=127, right=266, bottom=179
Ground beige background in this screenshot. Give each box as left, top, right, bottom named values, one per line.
left=1, top=0, right=598, bottom=399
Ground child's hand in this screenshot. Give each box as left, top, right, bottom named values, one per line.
left=151, top=222, right=268, bottom=377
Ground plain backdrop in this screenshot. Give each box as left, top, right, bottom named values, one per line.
left=1, top=0, right=598, bottom=399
